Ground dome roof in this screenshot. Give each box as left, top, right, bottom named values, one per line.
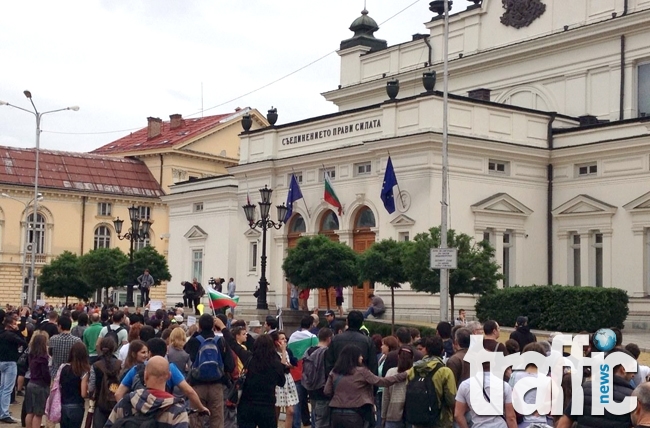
left=340, top=9, right=387, bottom=53
left=349, top=9, right=379, bottom=33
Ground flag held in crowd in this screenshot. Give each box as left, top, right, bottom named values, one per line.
left=380, top=156, right=399, bottom=214
left=323, top=172, right=343, bottom=215
left=208, top=287, right=239, bottom=309
left=284, top=174, right=304, bottom=222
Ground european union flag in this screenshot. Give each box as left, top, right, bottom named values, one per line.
left=284, top=174, right=303, bottom=222
left=380, top=156, right=398, bottom=214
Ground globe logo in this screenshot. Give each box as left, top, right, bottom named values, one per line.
left=593, top=328, right=617, bottom=352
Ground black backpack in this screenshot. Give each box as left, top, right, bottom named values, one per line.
left=105, top=326, right=125, bottom=349
left=302, top=346, right=327, bottom=391
left=404, top=364, right=443, bottom=426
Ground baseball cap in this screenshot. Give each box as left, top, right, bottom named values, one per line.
left=325, top=310, right=335, bottom=317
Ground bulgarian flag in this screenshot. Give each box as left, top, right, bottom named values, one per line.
left=324, top=173, right=343, bottom=215
left=287, top=329, right=318, bottom=380
left=207, top=287, right=239, bottom=309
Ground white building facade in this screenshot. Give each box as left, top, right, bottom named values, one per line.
left=164, top=0, right=650, bottom=325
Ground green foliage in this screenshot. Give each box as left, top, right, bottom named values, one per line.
left=475, top=285, right=629, bottom=332
left=363, top=320, right=437, bottom=338
left=129, top=246, right=171, bottom=285
left=39, top=251, right=93, bottom=301
left=402, top=227, right=503, bottom=313
left=79, top=248, right=129, bottom=293
left=282, top=235, right=359, bottom=291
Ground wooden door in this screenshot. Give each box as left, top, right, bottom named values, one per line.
left=318, top=231, right=339, bottom=308
left=352, top=230, right=376, bottom=308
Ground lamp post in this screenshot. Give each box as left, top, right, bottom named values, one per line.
left=242, top=185, right=288, bottom=310
left=113, top=205, right=152, bottom=306
left=1, top=92, right=79, bottom=305
left=1, top=193, right=43, bottom=305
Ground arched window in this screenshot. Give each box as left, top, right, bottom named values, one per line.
left=289, top=215, right=306, bottom=234
left=321, top=211, right=339, bottom=231
left=94, top=225, right=111, bottom=249
left=355, top=207, right=376, bottom=228
left=26, top=213, right=46, bottom=254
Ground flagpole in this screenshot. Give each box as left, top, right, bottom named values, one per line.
left=439, top=0, right=451, bottom=323
left=208, top=289, right=216, bottom=317
left=291, top=168, right=310, bottom=217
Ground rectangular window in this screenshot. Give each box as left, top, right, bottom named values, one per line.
left=488, top=160, right=509, bottom=175
left=639, top=63, right=650, bottom=117
left=577, top=163, right=597, bottom=177
left=571, top=233, right=581, bottom=286
left=398, top=232, right=410, bottom=242
left=134, top=239, right=150, bottom=251
left=249, top=242, right=258, bottom=271
left=192, top=249, right=203, bottom=283
left=97, top=202, right=112, bottom=217
left=318, top=167, right=336, bottom=182
left=354, top=162, right=372, bottom=176
left=288, top=172, right=303, bottom=185
left=503, top=232, right=512, bottom=287
left=594, top=233, right=603, bottom=287
left=138, top=206, right=152, bottom=220
left=194, top=203, right=204, bottom=212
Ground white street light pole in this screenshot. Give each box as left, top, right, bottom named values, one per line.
left=439, top=0, right=451, bottom=322
left=0, top=92, right=78, bottom=305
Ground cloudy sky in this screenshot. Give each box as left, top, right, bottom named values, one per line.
left=0, top=1, right=471, bottom=153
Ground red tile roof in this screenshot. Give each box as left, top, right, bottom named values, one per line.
left=91, top=113, right=236, bottom=155
left=0, top=146, right=164, bottom=198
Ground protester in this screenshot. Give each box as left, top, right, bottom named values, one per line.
left=325, top=311, right=378, bottom=376
left=89, top=337, right=122, bottom=428
left=437, top=321, right=455, bottom=360
left=168, top=327, right=191, bottom=375
left=382, top=328, right=423, bottom=377
left=632, top=382, right=650, bottom=428
left=137, top=268, right=155, bottom=306
left=455, top=309, right=467, bottom=326
left=98, top=311, right=128, bottom=357
left=509, top=316, right=537, bottom=350
left=363, top=293, right=385, bottom=319
left=626, top=343, right=650, bottom=387
left=302, top=328, right=333, bottom=428
left=508, top=342, right=552, bottom=428
left=325, top=311, right=336, bottom=330
left=483, top=320, right=507, bottom=353
left=335, top=286, right=344, bottom=317
left=49, top=316, right=81, bottom=377
left=25, top=333, right=49, bottom=428
left=0, top=314, right=28, bottom=424
left=382, top=346, right=414, bottom=428
left=120, top=340, right=148, bottom=377
left=446, top=327, right=471, bottom=388
left=290, top=284, right=299, bottom=310
left=39, top=311, right=59, bottom=339
left=60, top=342, right=90, bottom=428
left=118, top=323, right=143, bottom=362
left=182, top=280, right=195, bottom=309
left=70, top=312, right=88, bottom=339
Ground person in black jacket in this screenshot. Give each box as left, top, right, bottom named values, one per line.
left=181, top=280, right=195, bottom=309
left=324, top=310, right=378, bottom=376
left=0, top=315, right=28, bottom=423
left=184, top=314, right=234, bottom=428
left=509, top=316, right=537, bottom=350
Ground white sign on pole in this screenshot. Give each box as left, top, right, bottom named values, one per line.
left=186, top=316, right=196, bottom=327
left=149, top=300, right=162, bottom=312
left=430, top=248, right=458, bottom=269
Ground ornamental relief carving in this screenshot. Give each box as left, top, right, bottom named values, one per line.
left=500, top=0, right=546, bottom=29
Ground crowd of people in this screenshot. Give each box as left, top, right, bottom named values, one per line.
left=0, top=303, right=648, bottom=428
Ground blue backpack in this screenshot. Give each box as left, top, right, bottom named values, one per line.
left=191, top=335, right=225, bottom=382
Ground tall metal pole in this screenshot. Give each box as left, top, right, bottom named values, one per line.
left=127, top=234, right=135, bottom=306
left=439, top=0, right=451, bottom=322
left=29, top=112, right=41, bottom=306
left=258, top=218, right=269, bottom=310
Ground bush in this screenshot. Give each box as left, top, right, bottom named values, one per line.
left=364, top=320, right=438, bottom=338
left=475, top=285, right=628, bottom=332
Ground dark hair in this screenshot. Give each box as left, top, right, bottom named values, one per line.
left=231, top=320, right=247, bottom=329
left=505, top=339, right=520, bottom=355
left=58, top=316, right=72, bottom=331
left=266, top=318, right=278, bottom=330
left=522, top=342, right=545, bottom=356
left=436, top=321, right=452, bottom=339
left=68, top=341, right=90, bottom=377
left=424, top=336, right=444, bottom=357
left=251, top=335, right=280, bottom=370
left=397, top=347, right=414, bottom=373
left=382, top=335, right=399, bottom=352
left=198, top=314, right=214, bottom=331
left=300, top=316, right=313, bottom=330
left=333, top=320, right=346, bottom=334
left=625, top=343, right=641, bottom=360
left=455, top=328, right=471, bottom=349
left=347, top=311, right=364, bottom=330
left=155, top=309, right=166, bottom=320
left=371, top=334, right=383, bottom=354
left=409, top=328, right=420, bottom=341
left=161, top=328, right=173, bottom=342
left=123, top=340, right=147, bottom=373
left=395, top=328, right=411, bottom=345
left=139, top=325, right=156, bottom=342
left=99, top=336, right=117, bottom=358
left=146, top=338, right=167, bottom=358
left=29, top=334, right=48, bottom=358
left=112, top=311, right=124, bottom=323
left=318, top=328, right=333, bottom=342
left=48, top=311, right=59, bottom=321
left=332, top=344, right=363, bottom=375
left=232, top=326, right=246, bottom=337
left=77, top=312, right=89, bottom=327
left=216, top=314, right=228, bottom=328
left=610, top=327, right=623, bottom=346
left=71, top=310, right=80, bottom=322
left=483, top=320, right=499, bottom=336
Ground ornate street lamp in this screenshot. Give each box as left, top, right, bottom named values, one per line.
left=113, top=205, right=152, bottom=306
left=242, top=185, right=288, bottom=310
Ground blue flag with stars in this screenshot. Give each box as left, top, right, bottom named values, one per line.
left=380, top=156, right=398, bottom=214
left=284, top=174, right=303, bottom=222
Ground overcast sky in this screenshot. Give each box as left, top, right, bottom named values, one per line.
left=0, top=0, right=471, bottom=153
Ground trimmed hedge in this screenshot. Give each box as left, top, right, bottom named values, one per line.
left=475, top=285, right=628, bottom=332
left=363, top=320, right=437, bottom=337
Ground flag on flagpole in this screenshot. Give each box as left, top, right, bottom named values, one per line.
left=207, top=287, right=239, bottom=309
left=324, top=172, right=343, bottom=215
left=284, top=174, right=304, bottom=222
left=380, top=156, right=399, bottom=214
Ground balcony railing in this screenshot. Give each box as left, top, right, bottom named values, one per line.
left=24, top=253, right=47, bottom=264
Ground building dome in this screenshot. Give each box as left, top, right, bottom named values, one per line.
left=349, top=9, right=379, bottom=33
left=340, top=9, right=387, bottom=52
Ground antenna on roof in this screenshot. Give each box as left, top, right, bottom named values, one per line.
left=363, top=0, right=367, bottom=10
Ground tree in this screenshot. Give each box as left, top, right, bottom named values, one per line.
left=282, top=235, right=359, bottom=309
left=402, top=227, right=503, bottom=318
left=358, top=239, right=409, bottom=334
left=39, top=251, right=93, bottom=304
left=79, top=247, right=129, bottom=303
left=128, top=246, right=171, bottom=285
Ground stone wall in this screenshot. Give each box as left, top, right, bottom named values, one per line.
left=0, top=264, right=23, bottom=306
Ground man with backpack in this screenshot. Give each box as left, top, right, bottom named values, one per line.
left=98, top=311, right=128, bottom=357
left=288, top=316, right=319, bottom=428
left=301, top=328, right=333, bottom=428
left=324, top=311, right=378, bottom=376
left=105, top=356, right=190, bottom=428
left=184, top=314, right=235, bottom=428
left=405, top=336, right=457, bottom=428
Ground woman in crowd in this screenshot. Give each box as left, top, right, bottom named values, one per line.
left=118, top=323, right=143, bottom=362
left=509, top=342, right=552, bottom=428
left=89, top=337, right=121, bottom=428
left=270, top=331, right=299, bottom=428
left=217, top=317, right=286, bottom=428
left=167, top=327, right=191, bottom=375
left=382, top=347, right=414, bottom=428
left=25, top=334, right=49, bottom=428
left=120, top=340, right=148, bottom=377
left=60, top=342, right=90, bottom=428
left=325, top=344, right=408, bottom=428
left=377, top=335, right=399, bottom=428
